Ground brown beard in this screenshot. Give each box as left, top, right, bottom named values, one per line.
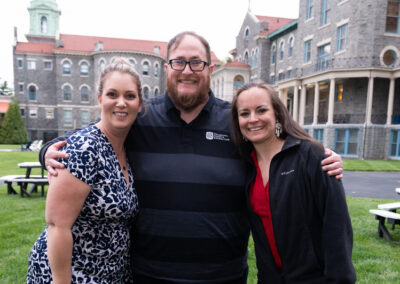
left=167, top=80, right=209, bottom=112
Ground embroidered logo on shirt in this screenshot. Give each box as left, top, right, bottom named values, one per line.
left=205, top=131, right=230, bottom=141
left=281, top=169, right=295, bottom=175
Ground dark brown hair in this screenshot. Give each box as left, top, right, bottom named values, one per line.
left=167, top=31, right=211, bottom=64
left=231, top=82, right=323, bottom=151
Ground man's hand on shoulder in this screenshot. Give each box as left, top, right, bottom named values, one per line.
left=45, top=140, right=69, bottom=177
left=321, top=149, right=343, bottom=180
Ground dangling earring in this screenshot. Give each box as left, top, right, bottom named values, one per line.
left=242, top=135, right=248, bottom=142
left=275, top=121, right=282, bottom=138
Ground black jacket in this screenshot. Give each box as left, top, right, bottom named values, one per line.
left=243, top=136, right=356, bottom=283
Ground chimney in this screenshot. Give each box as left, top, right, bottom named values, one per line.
left=153, top=45, right=160, bottom=54
left=13, top=27, right=17, bottom=46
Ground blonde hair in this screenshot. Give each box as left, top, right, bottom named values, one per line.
left=97, top=58, right=143, bottom=105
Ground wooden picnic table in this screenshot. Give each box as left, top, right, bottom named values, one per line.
left=2, top=162, right=48, bottom=197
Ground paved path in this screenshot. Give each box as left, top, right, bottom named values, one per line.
left=342, top=171, right=400, bottom=199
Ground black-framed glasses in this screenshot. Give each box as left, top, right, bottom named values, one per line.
left=168, top=59, right=209, bottom=72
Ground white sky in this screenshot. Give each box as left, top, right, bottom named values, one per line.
left=0, top=0, right=299, bottom=87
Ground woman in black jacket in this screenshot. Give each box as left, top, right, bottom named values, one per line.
left=231, top=82, right=356, bottom=283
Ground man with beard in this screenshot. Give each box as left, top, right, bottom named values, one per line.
left=41, top=31, right=343, bottom=284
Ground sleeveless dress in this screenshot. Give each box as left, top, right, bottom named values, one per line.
left=27, top=125, right=139, bottom=283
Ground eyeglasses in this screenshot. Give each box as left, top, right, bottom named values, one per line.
left=168, top=59, right=209, bottom=72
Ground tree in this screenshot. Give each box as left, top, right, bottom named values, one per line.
left=0, top=99, right=28, bottom=144
left=0, top=78, right=13, bottom=96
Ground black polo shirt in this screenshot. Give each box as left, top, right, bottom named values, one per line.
left=127, top=91, right=250, bottom=283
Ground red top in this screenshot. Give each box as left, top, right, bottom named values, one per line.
left=250, top=151, right=282, bottom=269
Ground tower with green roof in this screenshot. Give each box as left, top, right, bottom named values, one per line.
left=27, top=0, right=61, bottom=42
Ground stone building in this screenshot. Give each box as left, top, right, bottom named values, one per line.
left=220, top=0, right=400, bottom=160
left=13, top=0, right=220, bottom=141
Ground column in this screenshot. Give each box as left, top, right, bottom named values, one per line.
left=293, top=84, right=299, bottom=122
left=386, top=78, right=395, bottom=125
left=327, top=78, right=335, bottom=124
left=280, top=88, right=288, bottom=107
left=299, top=84, right=306, bottom=125
left=278, top=89, right=283, bottom=99
left=313, top=82, right=320, bottom=125
left=365, top=76, right=374, bottom=125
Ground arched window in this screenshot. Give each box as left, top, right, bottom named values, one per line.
left=29, top=85, right=37, bottom=101
left=80, top=62, right=89, bottom=76
left=279, top=41, right=284, bottom=61
left=81, top=86, right=90, bottom=102
left=63, top=85, right=72, bottom=101
left=62, top=61, right=71, bottom=74
left=99, top=59, right=105, bottom=71
left=154, top=63, right=160, bottom=77
left=244, top=27, right=250, bottom=38
left=129, top=59, right=136, bottom=70
left=244, top=52, right=249, bottom=64
left=41, top=16, right=47, bottom=33
left=143, top=86, right=150, bottom=99
left=142, top=61, right=150, bottom=76
left=154, top=88, right=159, bottom=97
left=233, top=75, right=245, bottom=96
left=271, top=45, right=276, bottom=64
left=289, top=37, right=294, bottom=57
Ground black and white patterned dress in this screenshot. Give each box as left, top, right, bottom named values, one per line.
left=27, top=125, right=139, bottom=283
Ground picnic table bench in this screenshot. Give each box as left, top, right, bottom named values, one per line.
left=1, top=175, right=48, bottom=197
left=369, top=209, right=400, bottom=241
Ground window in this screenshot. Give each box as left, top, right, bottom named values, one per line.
left=99, top=60, right=105, bottom=71
left=287, top=69, right=292, bottom=78
left=142, top=61, right=150, bottom=76
left=386, top=0, right=400, bottom=33
left=64, top=109, right=73, bottom=126
left=17, top=59, right=23, bottom=68
left=288, top=37, right=294, bottom=57
left=244, top=52, right=249, bottom=64
left=46, top=109, right=54, bottom=119
left=245, top=27, right=250, bottom=38
left=28, top=85, right=37, bottom=100
left=321, top=0, right=331, bottom=26
left=154, top=63, right=160, bottom=77
left=271, top=45, right=276, bottom=64
left=383, top=49, right=398, bottom=67
left=304, top=40, right=312, bottom=63
left=80, top=86, right=90, bottom=102
left=27, top=60, right=36, bottom=70
left=389, top=130, right=400, bottom=157
left=278, top=72, right=285, bottom=81
left=20, top=109, right=25, bottom=117
left=44, top=60, right=52, bottom=70
left=143, top=86, right=150, bottom=99
left=233, top=75, right=245, bottom=96
left=336, top=83, right=344, bottom=101
left=279, top=41, right=284, bottom=61
left=335, top=129, right=359, bottom=155
left=18, top=83, right=24, bottom=93
left=336, top=24, right=348, bottom=52
left=129, top=59, right=136, bottom=69
left=41, top=16, right=47, bottom=33
left=63, top=85, right=72, bottom=101
left=154, top=88, right=159, bottom=96
left=270, top=75, right=275, bottom=85
left=313, top=129, right=324, bottom=143
left=80, top=62, right=89, bottom=76
left=317, top=43, right=331, bottom=71
left=306, top=0, right=314, bottom=19
left=29, top=109, right=37, bottom=118
left=81, top=110, right=90, bottom=126
left=62, top=61, right=71, bottom=75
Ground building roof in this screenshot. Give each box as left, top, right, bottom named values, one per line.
left=255, top=15, right=294, bottom=36
left=15, top=33, right=221, bottom=63
left=224, top=60, right=250, bottom=68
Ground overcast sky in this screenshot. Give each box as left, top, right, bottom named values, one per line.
left=0, top=0, right=299, bottom=86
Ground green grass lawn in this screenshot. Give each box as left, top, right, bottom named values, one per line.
left=0, top=152, right=400, bottom=283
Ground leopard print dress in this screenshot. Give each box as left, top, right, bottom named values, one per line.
left=27, top=125, right=138, bottom=283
